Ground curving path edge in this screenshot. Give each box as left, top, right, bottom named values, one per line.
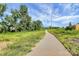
left=27, top=30, right=71, bottom=56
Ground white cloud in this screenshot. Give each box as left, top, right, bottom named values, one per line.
left=53, top=15, right=79, bottom=21
left=29, top=4, right=60, bottom=21
left=28, top=3, right=79, bottom=27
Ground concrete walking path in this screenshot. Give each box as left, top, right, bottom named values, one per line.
left=27, top=31, right=71, bottom=56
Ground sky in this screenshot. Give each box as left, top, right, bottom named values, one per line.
left=4, top=3, right=79, bottom=27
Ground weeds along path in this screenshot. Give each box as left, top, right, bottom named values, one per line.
left=27, top=30, right=71, bottom=56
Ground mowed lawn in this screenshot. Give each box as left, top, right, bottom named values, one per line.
left=0, top=30, right=45, bottom=56
left=48, top=29, right=79, bottom=56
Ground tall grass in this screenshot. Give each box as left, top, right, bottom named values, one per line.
left=0, top=31, right=45, bottom=56
left=48, top=29, right=79, bottom=56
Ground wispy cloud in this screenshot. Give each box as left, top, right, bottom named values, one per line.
left=53, top=15, right=79, bottom=21
left=6, top=3, right=79, bottom=27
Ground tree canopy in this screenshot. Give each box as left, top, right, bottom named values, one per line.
left=0, top=4, right=6, bottom=16
left=0, top=4, right=43, bottom=33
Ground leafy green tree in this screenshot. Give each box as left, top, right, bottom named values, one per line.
left=0, top=20, right=8, bottom=32
left=4, top=15, right=17, bottom=32
left=0, top=4, right=43, bottom=33
left=69, top=22, right=72, bottom=27
left=0, top=4, right=6, bottom=16
left=0, top=22, right=4, bottom=32
left=19, top=5, right=31, bottom=31
left=32, top=20, right=43, bottom=30
left=11, top=9, right=19, bottom=20
left=11, top=9, right=20, bottom=32
left=0, top=4, right=6, bottom=32
left=65, top=22, right=72, bottom=30
left=19, top=5, right=28, bottom=16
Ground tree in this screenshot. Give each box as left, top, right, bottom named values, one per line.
left=0, top=4, right=43, bottom=33
left=69, top=22, right=72, bottom=27
left=0, top=20, right=8, bottom=32
left=11, top=9, right=19, bottom=20
left=11, top=9, right=20, bottom=32
left=32, top=20, right=43, bottom=30
left=0, top=22, right=4, bottom=33
left=19, top=5, right=31, bottom=31
left=0, top=4, right=6, bottom=16
left=65, top=22, right=72, bottom=30
left=4, top=15, right=19, bottom=32
left=19, top=5, right=28, bottom=16
left=36, top=20, right=43, bottom=29
left=0, top=4, right=6, bottom=32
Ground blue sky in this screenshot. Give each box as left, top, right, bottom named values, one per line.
left=4, top=3, right=79, bottom=27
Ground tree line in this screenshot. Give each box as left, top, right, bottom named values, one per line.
left=0, top=4, right=43, bottom=33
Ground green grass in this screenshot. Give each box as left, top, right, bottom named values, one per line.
left=48, top=28, right=79, bottom=56
left=0, top=30, right=45, bottom=56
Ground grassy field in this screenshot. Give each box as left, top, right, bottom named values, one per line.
left=48, top=28, right=79, bottom=56
left=0, top=30, right=45, bottom=56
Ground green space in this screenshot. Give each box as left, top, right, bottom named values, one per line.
left=1, top=3, right=79, bottom=56
left=0, top=31, right=45, bottom=56
left=0, top=4, right=45, bottom=56
left=48, top=28, right=79, bottom=56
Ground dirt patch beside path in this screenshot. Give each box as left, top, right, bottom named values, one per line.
left=0, top=41, right=12, bottom=50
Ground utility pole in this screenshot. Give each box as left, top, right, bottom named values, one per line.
left=51, top=9, right=52, bottom=29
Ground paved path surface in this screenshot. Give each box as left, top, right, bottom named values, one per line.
left=27, top=31, right=71, bottom=56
